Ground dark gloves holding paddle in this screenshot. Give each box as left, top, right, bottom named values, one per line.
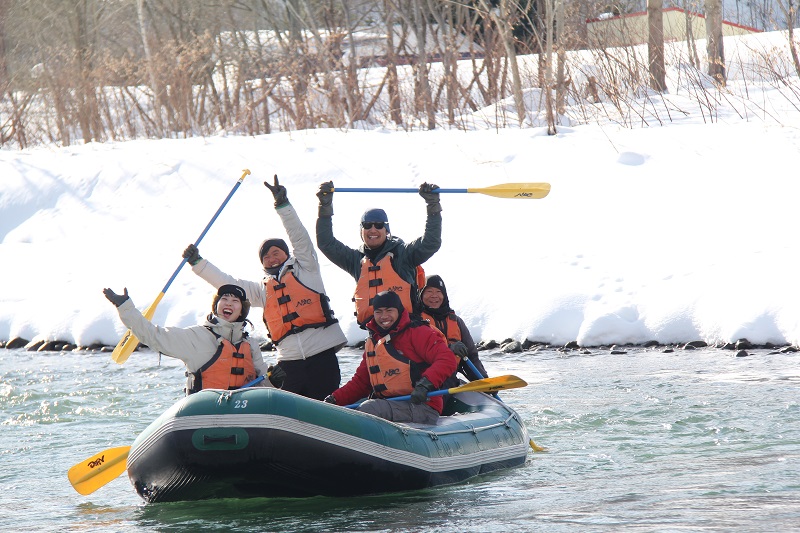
left=323, top=394, right=337, bottom=405
left=317, top=181, right=334, bottom=217
left=264, top=174, right=289, bottom=208
left=103, top=287, right=129, bottom=307
left=449, top=341, right=469, bottom=359
left=267, top=364, right=286, bottom=388
left=410, top=376, right=436, bottom=404
left=182, top=244, right=202, bottom=266
left=419, top=182, right=441, bottom=214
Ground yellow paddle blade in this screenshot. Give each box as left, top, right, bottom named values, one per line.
left=111, top=292, right=165, bottom=364
left=448, top=374, right=528, bottom=395
left=68, top=446, right=130, bottom=495
left=466, top=183, right=551, bottom=199
left=530, top=439, right=547, bottom=452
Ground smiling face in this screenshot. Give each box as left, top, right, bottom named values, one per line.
left=421, top=287, right=444, bottom=309
left=216, top=294, right=242, bottom=322
left=361, top=223, right=388, bottom=249
left=261, top=246, right=289, bottom=269
left=373, top=306, right=399, bottom=329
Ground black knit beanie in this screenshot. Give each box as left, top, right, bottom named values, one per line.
left=419, top=274, right=451, bottom=316
left=372, top=290, right=404, bottom=313
left=258, top=238, right=290, bottom=261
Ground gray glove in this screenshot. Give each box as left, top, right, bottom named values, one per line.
left=323, top=394, right=337, bottom=404
left=449, top=341, right=469, bottom=359
left=264, top=174, right=289, bottom=208
left=419, top=182, right=441, bottom=214
left=410, top=376, right=436, bottom=404
left=317, top=181, right=334, bottom=217
left=182, top=244, right=202, bottom=266
left=103, top=287, right=129, bottom=307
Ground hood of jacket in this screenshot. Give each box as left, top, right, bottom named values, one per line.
left=204, top=313, right=248, bottom=344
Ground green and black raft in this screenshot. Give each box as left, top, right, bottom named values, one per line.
left=123, top=376, right=530, bottom=502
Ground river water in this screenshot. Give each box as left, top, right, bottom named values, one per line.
left=1, top=345, right=798, bottom=532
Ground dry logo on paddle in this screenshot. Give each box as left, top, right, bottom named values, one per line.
left=88, top=455, right=105, bottom=469
left=514, top=192, right=534, bottom=198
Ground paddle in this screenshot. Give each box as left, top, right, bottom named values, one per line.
left=111, top=169, right=251, bottom=364
left=344, top=374, right=527, bottom=408
left=333, top=182, right=550, bottom=200
left=68, top=446, right=131, bottom=496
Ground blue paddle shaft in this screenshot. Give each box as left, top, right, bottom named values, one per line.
left=334, top=187, right=464, bottom=193
left=160, top=173, right=247, bottom=293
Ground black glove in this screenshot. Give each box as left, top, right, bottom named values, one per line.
left=264, top=174, right=289, bottom=208
left=419, top=182, right=442, bottom=214
left=103, top=287, right=129, bottom=307
left=267, top=364, right=286, bottom=388
left=182, top=244, right=202, bottom=266
left=410, top=376, right=436, bottom=404
left=449, top=341, right=469, bottom=359
left=323, top=394, right=337, bottom=404
left=317, top=181, right=334, bottom=217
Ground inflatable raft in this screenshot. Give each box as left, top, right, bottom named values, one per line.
left=126, top=386, right=530, bottom=502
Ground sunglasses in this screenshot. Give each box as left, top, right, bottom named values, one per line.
left=361, top=222, right=385, bottom=230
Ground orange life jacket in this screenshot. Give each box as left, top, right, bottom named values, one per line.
left=365, top=329, right=429, bottom=399
left=263, top=267, right=338, bottom=344
left=186, top=333, right=257, bottom=395
left=419, top=311, right=462, bottom=343
left=354, top=254, right=416, bottom=325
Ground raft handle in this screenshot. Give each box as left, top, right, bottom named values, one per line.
left=203, top=434, right=238, bottom=445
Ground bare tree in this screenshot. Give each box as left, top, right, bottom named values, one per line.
left=410, top=0, right=436, bottom=128
left=776, top=0, right=800, bottom=77
left=705, top=0, right=726, bottom=86
left=477, top=0, right=527, bottom=127
left=136, top=0, right=164, bottom=134
left=555, top=0, right=567, bottom=115
left=382, top=0, right=405, bottom=126
left=541, top=0, right=556, bottom=134
left=682, top=1, right=701, bottom=70
left=0, top=0, right=8, bottom=94
left=647, top=0, right=666, bottom=92
left=286, top=0, right=311, bottom=129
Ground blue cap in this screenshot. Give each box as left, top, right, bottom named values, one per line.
left=361, top=208, right=390, bottom=233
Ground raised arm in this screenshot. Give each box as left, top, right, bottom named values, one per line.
left=103, top=289, right=216, bottom=371
left=402, top=183, right=443, bottom=267
left=315, top=181, right=364, bottom=281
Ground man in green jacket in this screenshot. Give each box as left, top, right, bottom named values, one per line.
left=315, top=181, right=442, bottom=327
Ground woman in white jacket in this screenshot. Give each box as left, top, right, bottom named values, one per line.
left=103, top=284, right=272, bottom=395
left=182, top=176, right=347, bottom=400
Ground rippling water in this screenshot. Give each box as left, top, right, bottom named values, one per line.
left=2, top=345, right=798, bottom=532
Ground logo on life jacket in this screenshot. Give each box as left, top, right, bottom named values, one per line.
left=384, top=368, right=401, bottom=377
left=296, top=298, right=313, bottom=306
left=88, top=455, right=105, bottom=469
left=387, top=285, right=404, bottom=293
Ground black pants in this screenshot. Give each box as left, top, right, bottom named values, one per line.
left=275, top=347, right=341, bottom=401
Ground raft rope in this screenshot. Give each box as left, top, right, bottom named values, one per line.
left=421, top=414, right=517, bottom=438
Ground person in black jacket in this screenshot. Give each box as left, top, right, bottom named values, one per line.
left=418, top=274, right=489, bottom=386
left=315, top=181, right=442, bottom=327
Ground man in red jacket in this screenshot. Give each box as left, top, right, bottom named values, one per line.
left=324, top=290, right=458, bottom=424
